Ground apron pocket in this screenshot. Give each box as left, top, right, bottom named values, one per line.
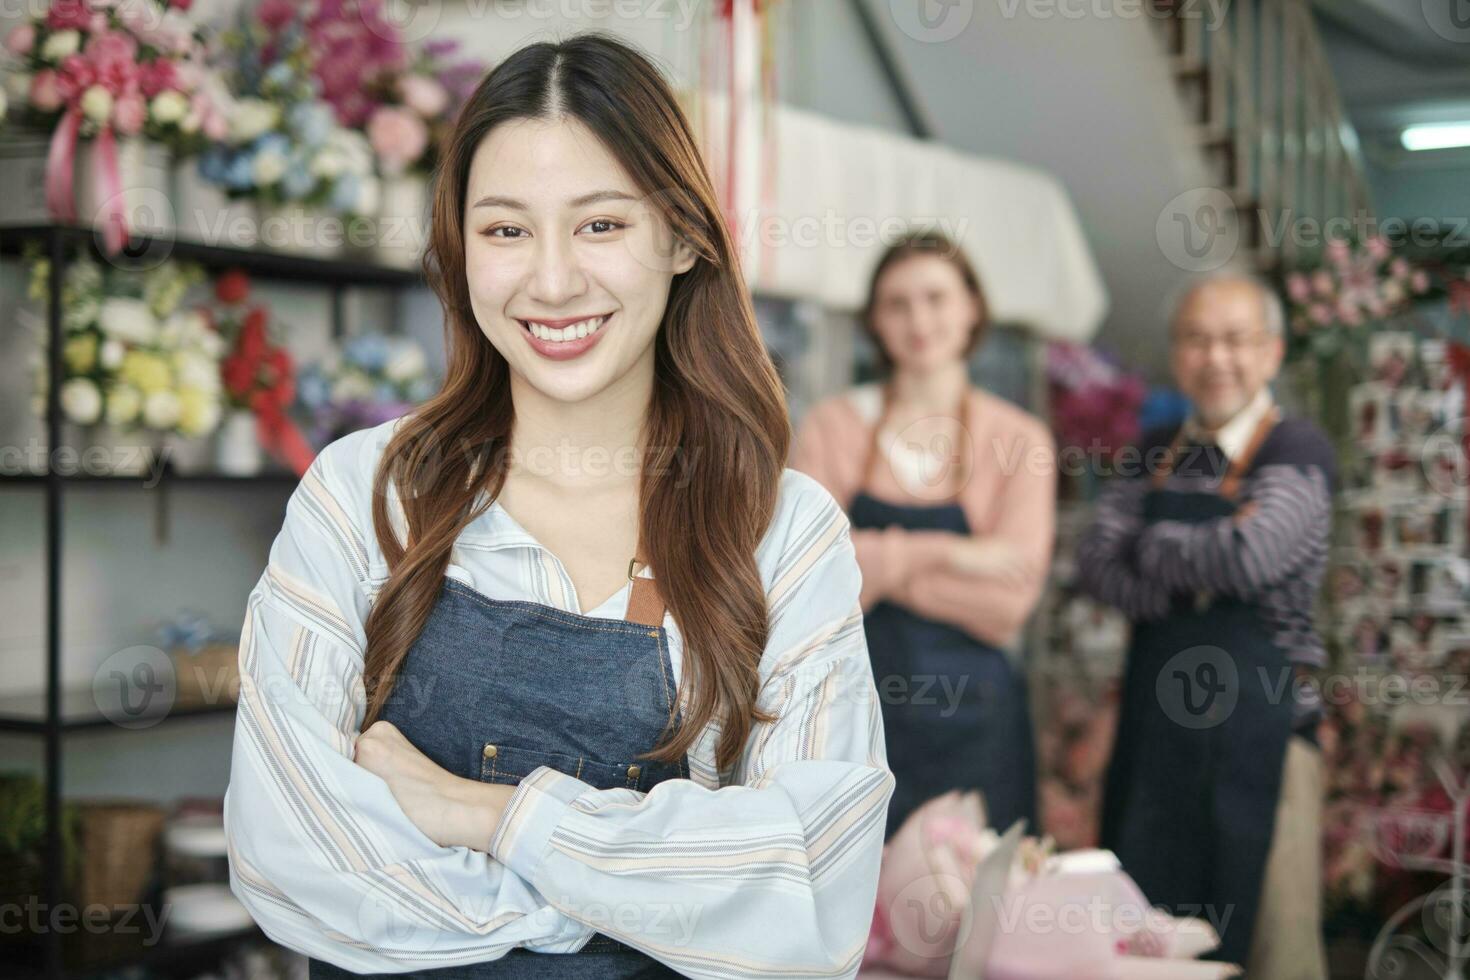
left=478, top=741, right=650, bottom=792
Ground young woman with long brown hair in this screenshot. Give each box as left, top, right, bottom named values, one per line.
left=224, top=33, right=894, bottom=979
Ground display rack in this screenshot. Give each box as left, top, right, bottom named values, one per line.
left=0, top=223, right=424, bottom=980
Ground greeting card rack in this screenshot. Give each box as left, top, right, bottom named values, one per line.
left=0, top=222, right=422, bottom=980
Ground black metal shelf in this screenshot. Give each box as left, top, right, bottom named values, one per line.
left=0, top=222, right=426, bottom=287
left=12, top=919, right=266, bottom=980
left=2, top=222, right=421, bottom=980
left=0, top=683, right=239, bottom=734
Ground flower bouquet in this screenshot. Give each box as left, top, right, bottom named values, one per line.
left=296, top=332, right=436, bottom=448
left=24, top=245, right=219, bottom=476
left=862, top=790, right=1239, bottom=979
left=358, top=37, right=486, bottom=267
left=209, top=270, right=314, bottom=476
left=1045, top=341, right=1147, bottom=501
left=0, top=0, right=220, bottom=250
left=198, top=0, right=377, bottom=257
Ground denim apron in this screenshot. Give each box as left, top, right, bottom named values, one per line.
left=309, top=557, right=686, bottom=979
left=1099, top=409, right=1292, bottom=970
left=849, top=385, right=1038, bottom=841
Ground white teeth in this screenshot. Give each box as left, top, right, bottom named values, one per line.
left=522, top=315, right=609, bottom=343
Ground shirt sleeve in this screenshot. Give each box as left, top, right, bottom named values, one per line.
left=224, top=436, right=594, bottom=972
left=886, top=424, right=1058, bottom=648
left=1132, top=462, right=1334, bottom=597
left=486, top=480, right=896, bottom=979
left=1074, top=473, right=1172, bottom=621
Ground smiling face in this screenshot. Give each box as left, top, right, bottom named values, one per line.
left=1169, top=278, right=1285, bottom=428
left=868, top=254, right=982, bottom=374
left=463, top=115, right=696, bottom=405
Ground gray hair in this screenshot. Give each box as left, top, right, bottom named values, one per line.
left=1165, top=268, right=1285, bottom=337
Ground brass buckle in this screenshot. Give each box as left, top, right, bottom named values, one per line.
left=627, top=557, right=639, bottom=581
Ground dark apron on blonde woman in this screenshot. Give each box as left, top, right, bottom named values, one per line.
left=309, top=566, right=685, bottom=979
left=848, top=387, right=1038, bottom=841
left=1099, top=409, right=1291, bottom=971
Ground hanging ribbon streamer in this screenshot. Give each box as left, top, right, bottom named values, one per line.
left=252, top=387, right=317, bottom=478
left=44, top=111, right=132, bottom=254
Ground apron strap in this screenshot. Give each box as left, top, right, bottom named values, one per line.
left=1150, top=405, right=1281, bottom=499
left=626, top=555, right=666, bottom=629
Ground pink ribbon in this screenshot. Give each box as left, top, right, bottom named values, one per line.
left=44, top=109, right=131, bottom=254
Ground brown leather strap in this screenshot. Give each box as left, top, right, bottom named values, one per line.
left=1152, top=406, right=1281, bottom=499
left=1219, top=407, right=1281, bottom=500
left=625, top=554, right=666, bottom=629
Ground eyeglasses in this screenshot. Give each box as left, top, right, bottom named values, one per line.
left=1175, top=330, right=1269, bottom=355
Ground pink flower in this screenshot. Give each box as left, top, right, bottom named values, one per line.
left=1286, top=272, right=1311, bottom=304
left=56, top=53, right=97, bottom=101
left=138, top=60, right=179, bottom=98
left=29, top=70, right=63, bottom=112
left=258, top=0, right=297, bottom=31
left=368, top=105, right=429, bottom=174
left=1336, top=299, right=1363, bottom=327
left=1366, top=236, right=1391, bottom=261
left=112, top=91, right=146, bottom=134
left=46, top=0, right=92, bottom=31
left=1389, top=257, right=1411, bottom=281
left=398, top=74, right=449, bottom=118
left=5, top=23, right=35, bottom=56
left=1326, top=237, right=1352, bottom=269
left=86, top=31, right=140, bottom=73
left=1411, top=270, right=1430, bottom=294
left=1308, top=303, right=1333, bottom=326
left=1312, top=269, right=1335, bottom=298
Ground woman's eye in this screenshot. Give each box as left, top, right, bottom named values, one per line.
left=581, top=219, right=624, bottom=235
left=484, top=226, right=525, bottom=239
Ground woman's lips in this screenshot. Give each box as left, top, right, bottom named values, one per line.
left=516, top=313, right=613, bottom=361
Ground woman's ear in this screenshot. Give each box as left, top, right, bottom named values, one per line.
left=671, top=238, right=698, bottom=276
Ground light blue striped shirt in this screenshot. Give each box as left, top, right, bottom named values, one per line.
left=223, top=415, right=895, bottom=977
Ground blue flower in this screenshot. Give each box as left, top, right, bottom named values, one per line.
left=296, top=367, right=332, bottom=411
left=223, top=151, right=256, bottom=191
left=198, top=146, right=229, bottom=185
left=254, top=131, right=292, bottom=160
left=330, top=172, right=362, bottom=214
left=288, top=102, right=335, bottom=148
left=264, top=62, right=295, bottom=89
left=281, top=156, right=316, bottom=200
left=344, top=333, right=389, bottom=372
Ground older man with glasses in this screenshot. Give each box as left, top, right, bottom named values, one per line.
left=1076, top=272, right=1335, bottom=980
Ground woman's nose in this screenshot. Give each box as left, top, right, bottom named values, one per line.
left=526, top=236, right=588, bottom=305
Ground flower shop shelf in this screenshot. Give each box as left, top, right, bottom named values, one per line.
left=0, top=472, right=300, bottom=488
left=11, top=917, right=266, bottom=980
left=0, top=223, right=425, bottom=288
left=0, top=682, right=238, bottom=735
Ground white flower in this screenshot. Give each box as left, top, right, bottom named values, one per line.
left=142, top=389, right=181, bottom=429
left=81, top=86, right=113, bottom=125
left=150, top=91, right=188, bottom=126
left=310, top=147, right=346, bottom=180
left=384, top=342, right=426, bottom=383
left=5, top=73, right=31, bottom=105
left=99, top=339, right=125, bottom=370
left=253, top=149, right=287, bottom=186
left=330, top=371, right=374, bottom=405
left=40, top=30, right=80, bottom=63
left=174, top=350, right=220, bottom=391
left=106, top=385, right=143, bottom=426
left=229, top=99, right=279, bottom=144
left=61, top=378, right=102, bottom=425
left=98, top=297, right=157, bottom=344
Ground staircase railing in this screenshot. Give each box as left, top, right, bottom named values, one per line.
left=1155, top=0, right=1374, bottom=270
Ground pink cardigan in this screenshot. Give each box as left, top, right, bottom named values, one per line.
left=790, top=383, right=1057, bottom=649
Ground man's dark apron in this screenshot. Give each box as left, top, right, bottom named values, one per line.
left=309, top=558, right=685, bottom=979
left=849, top=385, right=1037, bottom=840
left=1099, top=409, right=1292, bottom=970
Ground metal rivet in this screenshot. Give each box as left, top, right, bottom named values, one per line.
left=626, top=764, right=641, bottom=779
left=483, top=744, right=498, bottom=759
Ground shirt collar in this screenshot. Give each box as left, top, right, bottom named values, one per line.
left=1183, top=387, right=1274, bottom=461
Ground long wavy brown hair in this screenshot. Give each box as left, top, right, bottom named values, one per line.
left=358, top=33, right=786, bottom=773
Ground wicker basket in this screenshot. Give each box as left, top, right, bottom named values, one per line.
left=74, top=800, right=167, bottom=915
left=169, top=644, right=241, bottom=710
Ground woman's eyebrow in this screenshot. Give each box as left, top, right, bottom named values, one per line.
left=471, top=190, right=639, bottom=209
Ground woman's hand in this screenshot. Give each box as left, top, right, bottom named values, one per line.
left=947, top=537, right=1033, bottom=588
left=354, top=720, right=517, bottom=852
